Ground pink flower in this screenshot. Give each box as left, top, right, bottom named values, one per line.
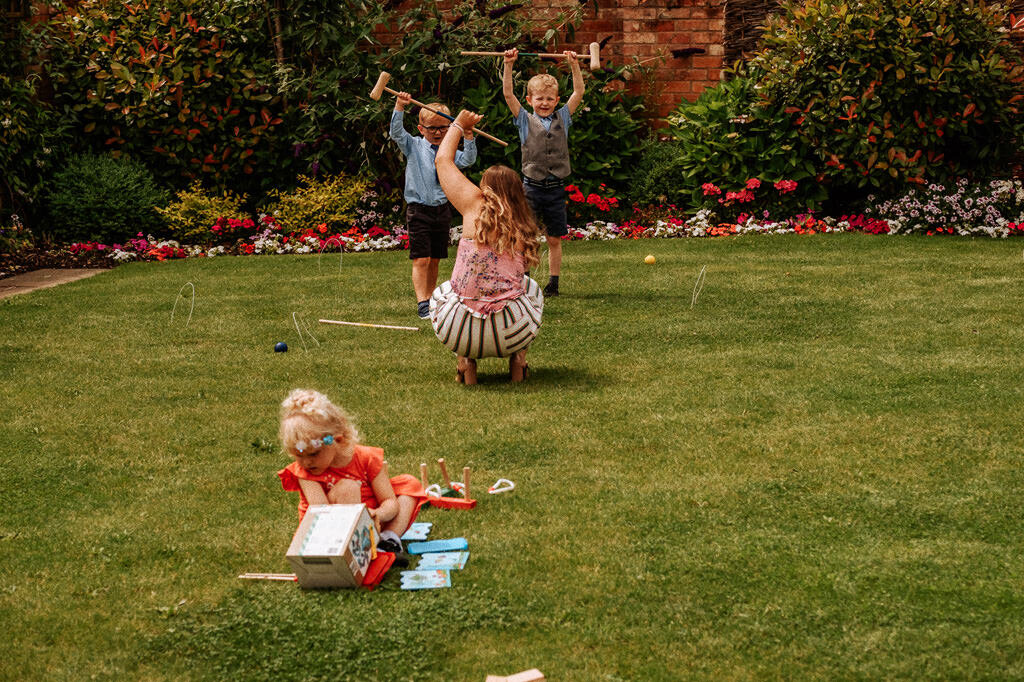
left=774, top=180, right=798, bottom=194
left=745, top=178, right=761, bottom=190
left=701, top=183, right=721, bottom=196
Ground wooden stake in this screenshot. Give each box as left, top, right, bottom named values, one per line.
left=462, top=466, right=471, bottom=501
left=238, top=573, right=298, bottom=581
left=438, top=457, right=452, bottom=488
left=420, top=462, right=429, bottom=489
left=319, top=319, right=419, bottom=332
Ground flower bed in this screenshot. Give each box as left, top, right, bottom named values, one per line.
left=3, top=180, right=1022, bottom=278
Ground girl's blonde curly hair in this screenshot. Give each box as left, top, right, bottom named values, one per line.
left=278, top=388, right=358, bottom=458
left=475, top=165, right=541, bottom=268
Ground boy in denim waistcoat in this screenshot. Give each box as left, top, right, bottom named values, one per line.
left=501, top=48, right=585, bottom=297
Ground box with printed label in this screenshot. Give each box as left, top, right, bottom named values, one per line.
left=286, top=504, right=376, bottom=588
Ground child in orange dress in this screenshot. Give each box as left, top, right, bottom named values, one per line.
left=276, top=388, right=427, bottom=558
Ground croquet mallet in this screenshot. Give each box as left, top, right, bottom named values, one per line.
left=460, top=42, right=602, bottom=72
left=369, top=72, right=508, bottom=147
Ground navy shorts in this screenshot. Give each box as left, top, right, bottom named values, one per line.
left=406, top=202, right=453, bottom=260
left=523, top=183, right=568, bottom=238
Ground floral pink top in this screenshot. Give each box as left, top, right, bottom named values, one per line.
left=450, top=238, right=526, bottom=314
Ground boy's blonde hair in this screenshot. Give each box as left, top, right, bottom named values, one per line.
left=526, top=74, right=559, bottom=97
left=419, top=103, right=451, bottom=126
left=278, top=389, right=358, bottom=458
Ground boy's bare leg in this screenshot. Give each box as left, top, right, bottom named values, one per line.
left=380, top=495, right=417, bottom=537
left=412, top=257, right=433, bottom=302
left=427, top=258, right=440, bottom=292
left=546, top=236, right=562, bottom=276
left=413, top=257, right=442, bottom=299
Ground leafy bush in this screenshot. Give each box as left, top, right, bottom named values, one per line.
left=46, top=153, right=168, bottom=244
left=26, top=0, right=649, bottom=203
left=264, top=173, right=370, bottom=234
left=748, top=0, right=1024, bottom=198
left=0, top=214, right=32, bottom=255
left=631, top=72, right=825, bottom=218
left=156, top=182, right=249, bottom=244
left=0, top=21, right=73, bottom=229
left=31, top=0, right=292, bottom=194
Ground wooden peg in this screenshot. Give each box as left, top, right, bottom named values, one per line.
left=438, top=457, right=452, bottom=488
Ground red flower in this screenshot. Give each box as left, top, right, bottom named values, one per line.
left=317, top=223, right=328, bottom=234
left=701, top=183, right=721, bottom=196
left=745, top=178, right=761, bottom=190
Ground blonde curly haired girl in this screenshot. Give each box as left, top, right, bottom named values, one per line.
left=277, top=389, right=426, bottom=558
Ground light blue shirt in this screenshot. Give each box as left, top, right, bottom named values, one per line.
left=513, top=105, right=572, bottom=144
left=390, top=110, right=477, bottom=206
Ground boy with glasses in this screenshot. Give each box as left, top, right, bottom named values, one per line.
left=391, top=93, right=477, bottom=319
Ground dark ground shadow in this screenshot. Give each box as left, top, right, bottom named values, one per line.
left=451, top=363, right=608, bottom=390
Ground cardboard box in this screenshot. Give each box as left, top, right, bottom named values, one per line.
left=286, top=504, right=376, bottom=588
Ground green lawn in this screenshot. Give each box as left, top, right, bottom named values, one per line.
left=2, top=234, right=1023, bottom=680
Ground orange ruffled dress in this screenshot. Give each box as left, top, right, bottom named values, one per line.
left=278, top=444, right=428, bottom=521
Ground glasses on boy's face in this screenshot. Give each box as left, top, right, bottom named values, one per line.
left=422, top=125, right=450, bottom=133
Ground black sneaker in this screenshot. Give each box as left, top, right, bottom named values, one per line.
left=377, top=538, right=409, bottom=567
left=417, top=301, right=430, bottom=319
left=543, top=282, right=559, bottom=297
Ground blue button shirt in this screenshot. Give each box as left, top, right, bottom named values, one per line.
left=390, top=110, right=477, bottom=206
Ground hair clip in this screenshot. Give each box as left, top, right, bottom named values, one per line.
left=295, top=434, right=335, bottom=453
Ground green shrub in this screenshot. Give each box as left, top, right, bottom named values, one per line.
left=26, top=0, right=649, bottom=203
left=264, top=173, right=370, bottom=234
left=0, top=214, right=33, bottom=255
left=0, top=20, right=73, bottom=229
left=46, top=154, right=168, bottom=244
left=748, top=0, right=1024, bottom=198
left=631, top=72, right=825, bottom=219
left=32, top=0, right=291, bottom=194
left=157, top=182, right=249, bottom=243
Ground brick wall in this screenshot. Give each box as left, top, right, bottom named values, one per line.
left=528, top=0, right=726, bottom=117
left=374, top=0, right=727, bottom=120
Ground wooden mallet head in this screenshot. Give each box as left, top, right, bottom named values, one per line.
left=370, top=72, right=391, bottom=100
left=588, top=42, right=601, bottom=71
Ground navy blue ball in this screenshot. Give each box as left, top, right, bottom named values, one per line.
left=274, top=342, right=288, bottom=353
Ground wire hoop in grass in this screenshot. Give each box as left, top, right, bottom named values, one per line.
left=691, top=265, right=707, bottom=309
left=171, top=282, right=195, bottom=328
left=292, top=311, right=321, bottom=352
left=317, top=236, right=344, bottom=275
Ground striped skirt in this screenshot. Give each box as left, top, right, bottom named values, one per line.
left=429, top=276, right=544, bottom=359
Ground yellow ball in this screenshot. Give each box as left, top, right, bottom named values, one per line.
left=644, top=254, right=656, bottom=264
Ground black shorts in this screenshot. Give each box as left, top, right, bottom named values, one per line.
left=523, top=182, right=568, bottom=238
left=406, top=202, right=454, bottom=260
